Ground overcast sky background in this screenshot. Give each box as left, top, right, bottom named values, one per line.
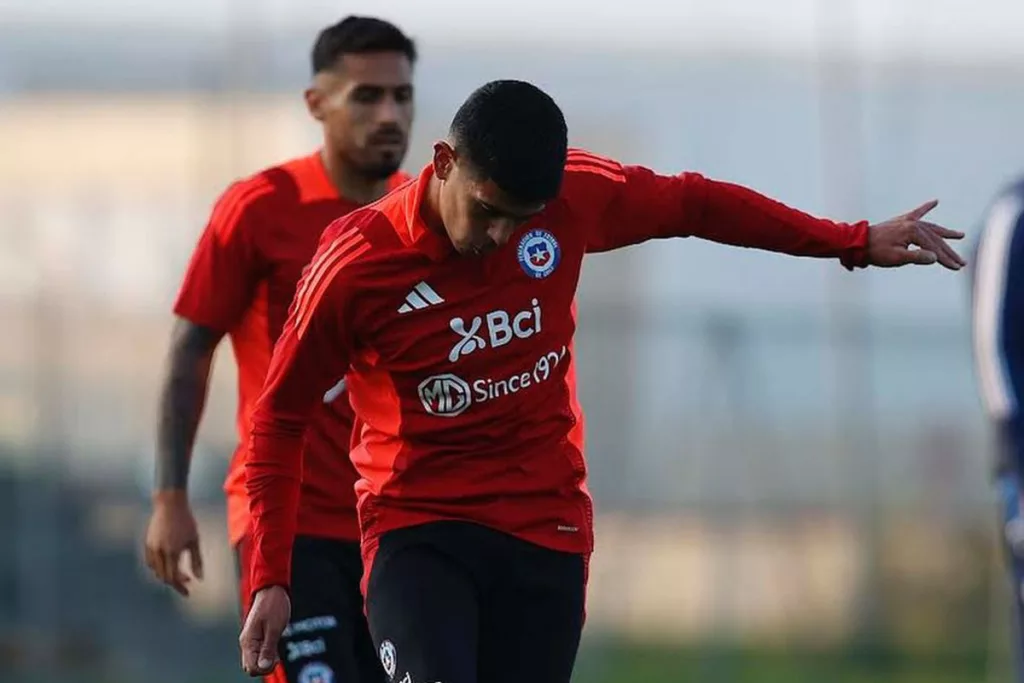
left=3, top=0, right=1021, bottom=61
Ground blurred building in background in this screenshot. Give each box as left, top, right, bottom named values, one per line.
left=1, top=1, right=1023, bottom=682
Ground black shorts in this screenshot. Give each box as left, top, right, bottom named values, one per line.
left=365, top=521, right=587, bottom=683
left=235, top=534, right=385, bottom=683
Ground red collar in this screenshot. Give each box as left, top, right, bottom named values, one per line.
left=401, top=164, right=454, bottom=262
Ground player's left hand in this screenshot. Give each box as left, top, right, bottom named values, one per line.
left=865, top=200, right=966, bottom=270
left=240, top=585, right=290, bottom=677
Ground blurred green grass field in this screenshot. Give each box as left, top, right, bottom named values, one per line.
left=2, top=641, right=995, bottom=683
left=570, top=641, right=994, bottom=683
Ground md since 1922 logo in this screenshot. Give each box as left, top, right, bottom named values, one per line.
left=517, top=229, right=560, bottom=279
left=417, top=346, right=568, bottom=418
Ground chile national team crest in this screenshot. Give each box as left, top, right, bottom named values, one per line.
left=516, top=229, right=560, bottom=279
left=297, top=662, right=334, bottom=683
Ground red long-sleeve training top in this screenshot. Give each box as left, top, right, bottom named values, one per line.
left=245, top=149, right=869, bottom=595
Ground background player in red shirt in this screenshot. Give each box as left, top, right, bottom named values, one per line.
left=239, top=80, right=966, bottom=682
left=143, top=15, right=415, bottom=683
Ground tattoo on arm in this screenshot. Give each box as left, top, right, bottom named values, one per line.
left=154, top=319, right=224, bottom=492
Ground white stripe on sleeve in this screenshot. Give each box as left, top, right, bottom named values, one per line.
left=973, top=194, right=1024, bottom=419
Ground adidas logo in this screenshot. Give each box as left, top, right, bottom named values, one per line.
left=397, top=282, right=444, bottom=314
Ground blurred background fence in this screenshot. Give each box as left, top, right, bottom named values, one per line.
left=2, top=1, right=1024, bottom=681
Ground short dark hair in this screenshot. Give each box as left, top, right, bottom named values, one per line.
left=311, top=16, right=417, bottom=75
left=449, top=80, right=568, bottom=204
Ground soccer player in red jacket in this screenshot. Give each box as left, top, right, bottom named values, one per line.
left=143, top=16, right=415, bottom=683
left=239, top=80, right=966, bottom=682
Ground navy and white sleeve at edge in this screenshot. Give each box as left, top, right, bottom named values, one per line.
left=972, top=182, right=1024, bottom=470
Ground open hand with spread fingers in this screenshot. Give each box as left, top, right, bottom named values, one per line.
left=865, top=200, right=966, bottom=270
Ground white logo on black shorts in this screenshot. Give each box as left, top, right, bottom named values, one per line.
left=379, top=639, right=397, bottom=678
left=297, top=661, right=334, bottom=683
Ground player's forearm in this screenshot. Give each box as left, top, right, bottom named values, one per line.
left=689, top=177, right=869, bottom=264
left=244, top=276, right=350, bottom=592
left=154, top=320, right=221, bottom=492
left=246, top=424, right=305, bottom=592
left=245, top=359, right=337, bottom=592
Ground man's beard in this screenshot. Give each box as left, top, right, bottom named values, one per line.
left=359, top=151, right=404, bottom=180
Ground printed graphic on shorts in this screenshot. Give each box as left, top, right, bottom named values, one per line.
left=286, top=637, right=327, bottom=662
left=297, top=661, right=334, bottom=683
left=282, top=615, right=338, bottom=638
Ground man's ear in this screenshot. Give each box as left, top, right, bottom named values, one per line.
left=432, top=140, right=457, bottom=181
left=304, top=86, right=325, bottom=122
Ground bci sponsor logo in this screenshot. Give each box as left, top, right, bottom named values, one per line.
left=448, top=299, right=542, bottom=362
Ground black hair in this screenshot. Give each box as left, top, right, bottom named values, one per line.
left=311, top=16, right=417, bottom=75
left=449, top=80, right=568, bottom=204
